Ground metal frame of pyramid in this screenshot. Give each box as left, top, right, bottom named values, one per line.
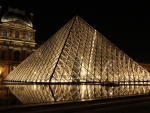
left=3, top=16, right=150, bottom=83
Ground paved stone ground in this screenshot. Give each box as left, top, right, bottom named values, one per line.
left=1, top=94, right=150, bottom=113
left=74, top=101, right=150, bottom=113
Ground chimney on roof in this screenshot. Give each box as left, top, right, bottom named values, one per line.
left=30, top=13, right=33, bottom=23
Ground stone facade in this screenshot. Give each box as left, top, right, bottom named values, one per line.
left=0, top=7, right=36, bottom=81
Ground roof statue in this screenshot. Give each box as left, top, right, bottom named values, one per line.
left=3, top=16, right=150, bottom=83
left=8, top=7, right=25, bottom=15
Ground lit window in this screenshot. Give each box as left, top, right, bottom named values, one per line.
left=27, top=33, right=30, bottom=41
left=3, top=29, right=7, bottom=37
left=15, top=31, right=19, bottom=38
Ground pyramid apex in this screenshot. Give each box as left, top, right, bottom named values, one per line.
left=73, top=15, right=81, bottom=19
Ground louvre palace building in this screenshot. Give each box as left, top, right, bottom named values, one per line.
left=0, top=6, right=36, bottom=81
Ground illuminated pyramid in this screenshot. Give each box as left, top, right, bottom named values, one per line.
left=4, top=16, right=150, bottom=83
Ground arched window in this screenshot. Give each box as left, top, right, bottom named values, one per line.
left=27, top=32, right=30, bottom=41
left=15, top=31, right=19, bottom=38
left=14, top=51, right=20, bottom=61
left=3, top=29, right=7, bottom=37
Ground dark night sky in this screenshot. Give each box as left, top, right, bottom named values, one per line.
left=1, top=0, right=150, bottom=63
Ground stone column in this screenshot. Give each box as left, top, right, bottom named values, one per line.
left=22, top=47, right=26, bottom=60
left=9, top=45, right=13, bottom=60
left=9, top=49, right=12, bottom=60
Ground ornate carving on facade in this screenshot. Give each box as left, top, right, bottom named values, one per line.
left=10, top=21, right=27, bottom=28
left=0, top=7, right=36, bottom=81
left=8, top=7, right=25, bottom=15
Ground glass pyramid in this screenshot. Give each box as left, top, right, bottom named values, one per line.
left=4, top=16, right=150, bottom=83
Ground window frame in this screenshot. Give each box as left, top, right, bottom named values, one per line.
left=27, top=32, right=31, bottom=41
left=2, top=29, right=7, bottom=37
left=15, top=31, right=19, bottom=38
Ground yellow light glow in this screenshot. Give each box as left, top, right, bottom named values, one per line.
left=33, top=85, right=36, bottom=90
